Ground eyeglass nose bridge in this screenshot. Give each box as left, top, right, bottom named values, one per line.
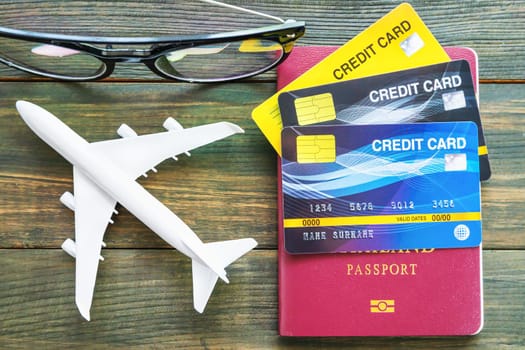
left=50, top=41, right=162, bottom=61
left=81, top=42, right=196, bottom=63
left=101, top=48, right=153, bottom=58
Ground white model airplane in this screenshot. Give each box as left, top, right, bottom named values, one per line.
left=16, top=100, right=257, bottom=321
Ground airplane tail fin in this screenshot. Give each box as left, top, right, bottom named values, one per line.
left=192, top=238, right=257, bottom=313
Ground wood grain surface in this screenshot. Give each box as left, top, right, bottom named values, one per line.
left=0, top=1, right=524, bottom=349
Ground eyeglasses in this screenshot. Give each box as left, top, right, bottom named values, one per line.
left=0, top=0, right=305, bottom=82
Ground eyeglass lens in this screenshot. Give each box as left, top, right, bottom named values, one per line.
left=154, top=38, right=284, bottom=81
left=0, top=35, right=107, bottom=79
left=0, top=35, right=285, bottom=81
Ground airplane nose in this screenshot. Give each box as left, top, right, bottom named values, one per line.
left=16, top=100, right=54, bottom=130
left=15, top=100, right=62, bottom=143
left=16, top=100, right=38, bottom=122
left=16, top=100, right=32, bottom=112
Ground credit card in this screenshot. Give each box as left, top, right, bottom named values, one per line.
left=278, top=60, right=491, bottom=180
left=281, top=122, right=482, bottom=254
left=252, top=3, right=450, bottom=155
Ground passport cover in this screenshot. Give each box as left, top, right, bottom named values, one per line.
left=277, top=46, right=483, bottom=336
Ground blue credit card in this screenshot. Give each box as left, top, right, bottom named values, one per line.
left=281, top=121, right=482, bottom=254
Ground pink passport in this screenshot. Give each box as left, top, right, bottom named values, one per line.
left=277, top=46, right=483, bottom=336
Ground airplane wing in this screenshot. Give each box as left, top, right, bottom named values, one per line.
left=89, top=121, right=243, bottom=180
left=72, top=166, right=117, bottom=321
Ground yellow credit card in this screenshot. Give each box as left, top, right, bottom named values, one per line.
left=296, top=134, right=336, bottom=163
left=252, top=3, right=450, bottom=155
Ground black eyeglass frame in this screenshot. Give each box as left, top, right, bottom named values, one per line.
left=0, top=20, right=305, bottom=82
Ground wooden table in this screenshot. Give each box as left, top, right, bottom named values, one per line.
left=1, top=1, right=524, bottom=348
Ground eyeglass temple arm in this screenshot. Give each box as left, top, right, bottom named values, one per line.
left=199, top=0, right=286, bottom=24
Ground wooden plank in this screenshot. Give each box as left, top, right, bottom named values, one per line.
left=0, top=249, right=523, bottom=348
left=0, top=81, right=276, bottom=250
left=1, top=82, right=524, bottom=249
left=0, top=1, right=523, bottom=80
left=478, top=84, right=525, bottom=247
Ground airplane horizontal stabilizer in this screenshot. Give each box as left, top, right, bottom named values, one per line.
left=192, top=238, right=257, bottom=313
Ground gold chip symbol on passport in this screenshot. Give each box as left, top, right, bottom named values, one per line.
left=296, top=134, right=336, bottom=163
left=294, top=93, right=336, bottom=125
left=370, top=299, right=395, bottom=313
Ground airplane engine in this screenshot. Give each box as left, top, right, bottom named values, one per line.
left=163, top=117, right=183, bottom=132
left=117, top=123, right=138, bottom=138
left=116, top=123, right=158, bottom=176
left=163, top=117, right=191, bottom=157
left=61, top=238, right=77, bottom=258
left=60, top=191, right=75, bottom=211
left=61, top=238, right=105, bottom=261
